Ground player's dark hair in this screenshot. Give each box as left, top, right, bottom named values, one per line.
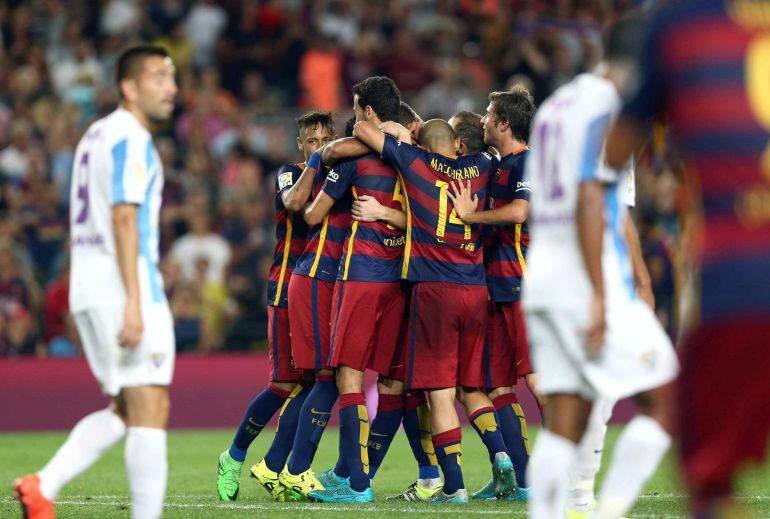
left=603, top=15, right=647, bottom=62
left=398, top=101, right=420, bottom=126
left=489, top=87, right=536, bottom=143
left=295, top=110, right=335, bottom=137
left=353, top=76, right=401, bottom=123
left=344, top=115, right=356, bottom=138
left=452, top=110, right=483, bottom=128
left=455, top=122, right=485, bottom=155
left=115, top=45, right=170, bottom=98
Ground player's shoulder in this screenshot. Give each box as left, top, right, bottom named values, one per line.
left=278, top=162, right=303, bottom=175
left=101, top=108, right=151, bottom=144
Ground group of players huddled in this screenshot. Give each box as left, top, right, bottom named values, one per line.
left=216, top=76, right=539, bottom=505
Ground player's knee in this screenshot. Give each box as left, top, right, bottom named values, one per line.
left=125, top=387, right=170, bottom=428
left=636, top=385, right=675, bottom=433
left=336, top=366, right=364, bottom=394
left=377, top=377, right=405, bottom=395
left=487, top=386, right=513, bottom=400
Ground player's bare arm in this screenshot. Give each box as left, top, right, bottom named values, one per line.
left=577, top=181, right=606, bottom=355
left=448, top=179, right=528, bottom=225
left=378, top=121, right=412, bottom=144
left=605, top=117, right=647, bottom=170
left=352, top=120, right=386, bottom=154
left=303, top=190, right=335, bottom=226
left=321, top=137, right=370, bottom=166
left=282, top=151, right=323, bottom=213
left=113, top=204, right=143, bottom=349
left=624, top=215, right=654, bottom=309
left=351, top=194, right=407, bottom=230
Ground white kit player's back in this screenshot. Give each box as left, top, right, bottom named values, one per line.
left=69, top=108, right=165, bottom=313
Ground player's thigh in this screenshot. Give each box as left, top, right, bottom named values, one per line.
left=267, top=305, right=301, bottom=383
left=456, top=286, right=488, bottom=388
left=73, top=307, right=123, bottom=397
left=526, top=309, right=591, bottom=399
left=504, top=300, right=533, bottom=377
left=369, top=283, right=406, bottom=375
left=483, top=301, right=518, bottom=389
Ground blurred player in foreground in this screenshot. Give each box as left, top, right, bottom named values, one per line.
left=14, top=45, right=178, bottom=519
left=607, top=2, right=770, bottom=516
left=523, top=18, right=679, bottom=519
left=217, top=112, right=334, bottom=501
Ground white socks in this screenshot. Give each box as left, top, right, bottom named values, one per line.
left=593, top=415, right=671, bottom=519
left=568, top=401, right=612, bottom=512
left=417, top=477, right=443, bottom=489
left=38, top=408, right=126, bottom=501
left=528, top=430, right=578, bottom=519
left=125, top=427, right=167, bottom=519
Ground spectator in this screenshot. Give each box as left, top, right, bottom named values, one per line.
left=170, top=213, right=232, bottom=285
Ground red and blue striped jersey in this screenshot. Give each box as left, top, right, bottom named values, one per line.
left=292, top=165, right=352, bottom=283
left=623, top=0, right=770, bottom=319
left=484, top=149, right=531, bottom=302
left=322, top=154, right=406, bottom=282
left=381, top=135, right=498, bottom=285
left=268, top=163, right=310, bottom=307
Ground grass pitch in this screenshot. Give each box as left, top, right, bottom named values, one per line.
left=1, top=427, right=769, bottom=518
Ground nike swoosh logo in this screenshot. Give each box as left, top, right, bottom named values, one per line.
left=248, top=418, right=265, bottom=427
left=390, top=364, right=404, bottom=369
left=310, top=408, right=331, bottom=415
left=370, top=432, right=390, bottom=437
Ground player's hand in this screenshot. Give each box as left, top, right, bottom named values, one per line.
left=585, top=292, right=605, bottom=357
left=447, top=179, right=478, bottom=222
left=636, top=283, right=655, bottom=310
left=118, top=299, right=143, bottom=349
left=378, top=121, right=412, bottom=144
left=352, top=195, right=385, bottom=222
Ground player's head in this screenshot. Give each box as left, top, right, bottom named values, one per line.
left=353, top=76, right=401, bottom=125
left=601, top=14, right=647, bottom=95
left=295, top=111, right=335, bottom=161
left=116, top=45, right=177, bottom=124
left=344, top=115, right=357, bottom=138
left=454, top=122, right=485, bottom=155
left=418, top=119, right=459, bottom=156
left=398, top=101, right=423, bottom=144
left=481, top=87, right=535, bottom=147
left=448, top=110, right=482, bottom=131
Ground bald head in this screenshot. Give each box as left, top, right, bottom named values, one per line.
left=418, top=119, right=457, bottom=155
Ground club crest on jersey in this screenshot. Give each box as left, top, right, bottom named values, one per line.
left=278, top=171, right=293, bottom=190
left=151, top=353, right=166, bottom=368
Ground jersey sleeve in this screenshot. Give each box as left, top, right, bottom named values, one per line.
left=322, top=160, right=356, bottom=200
left=511, top=155, right=531, bottom=201
left=381, top=134, right=417, bottom=172
left=276, top=164, right=302, bottom=197
left=111, top=134, right=153, bottom=205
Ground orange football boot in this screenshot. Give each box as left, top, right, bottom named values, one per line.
left=13, top=474, right=55, bottom=519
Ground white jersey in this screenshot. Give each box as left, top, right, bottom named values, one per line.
left=69, top=108, right=165, bottom=313
left=523, top=74, right=634, bottom=310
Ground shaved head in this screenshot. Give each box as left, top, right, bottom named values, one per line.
left=419, top=119, right=456, bottom=154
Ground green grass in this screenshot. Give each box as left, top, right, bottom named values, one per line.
left=1, top=426, right=769, bottom=518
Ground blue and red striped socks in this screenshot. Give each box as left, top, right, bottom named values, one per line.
left=432, top=428, right=464, bottom=494
left=339, top=392, right=370, bottom=492
left=263, top=384, right=311, bottom=473
left=493, top=392, right=529, bottom=487
left=286, top=375, right=338, bottom=475
left=367, top=393, right=405, bottom=478
left=229, top=384, right=292, bottom=462
left=469, top=406, right=510, bottom=463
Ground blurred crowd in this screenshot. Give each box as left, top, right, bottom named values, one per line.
left=0, top=0, right=677, bottom=358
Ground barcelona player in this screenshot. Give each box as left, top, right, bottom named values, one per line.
left=606, top=2, right=770, bottom=515
left=343, top=102, right=445, bottom=502
left=216, top=111, right=334, bottom=501
left=275, top=76, right=402, bottom=503
left=353, top=118, right=517, bottom=503
left=448, top=88, right=536, bottom=502
left=524, top=18, right=678, bottom=519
